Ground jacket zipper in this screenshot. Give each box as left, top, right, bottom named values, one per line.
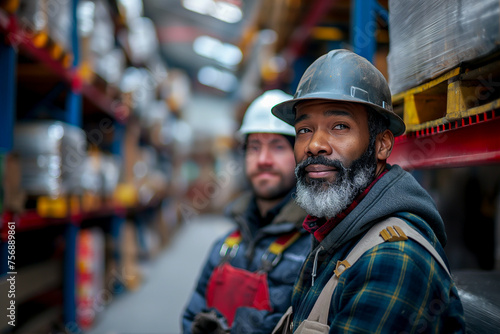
left=311, top=246, right=323, bottom=287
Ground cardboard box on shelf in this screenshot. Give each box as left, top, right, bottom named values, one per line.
left=120, top=220, right=142, bottom=291
left=2, top=153, right=26, bottom=213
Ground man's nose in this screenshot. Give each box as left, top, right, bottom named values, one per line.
left=306, top=131, right=332, bottom=156
left=257, top=146, right=273, bottom=165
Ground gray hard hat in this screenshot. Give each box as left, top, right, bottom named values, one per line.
left=272, top=49, right=405, bottom=136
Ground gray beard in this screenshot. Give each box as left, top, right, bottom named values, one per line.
left=294, top=154, right=376, bottom=219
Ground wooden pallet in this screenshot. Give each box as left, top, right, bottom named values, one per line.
left=392, top=56, right=500, bottom=132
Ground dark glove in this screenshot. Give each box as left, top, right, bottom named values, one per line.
left=191, top=310, right=229, bottom=334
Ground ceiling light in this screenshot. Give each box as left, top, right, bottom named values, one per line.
left=193, top=36, right=221, bottom=59
left=193, top=35, right=242, bottom=67
left=198, top=66, right=238, bottom=92
left=211, top=2, right=242, bottom=23
left=182, top=0, right=242, bottom=23
left=182, top=0, right=211, bottom=15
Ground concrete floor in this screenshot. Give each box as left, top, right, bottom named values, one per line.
left=87, top=214, right=233, bottom=334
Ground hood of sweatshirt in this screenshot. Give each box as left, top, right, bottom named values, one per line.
left=319, top=164, right=446, bottom=254
left=225, top=189, right=307, bottom=235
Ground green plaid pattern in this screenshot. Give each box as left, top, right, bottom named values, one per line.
left=291, top=213, right=465, bottom=333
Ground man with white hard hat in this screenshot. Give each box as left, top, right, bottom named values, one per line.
left=182, top=90, right=310, bottom=334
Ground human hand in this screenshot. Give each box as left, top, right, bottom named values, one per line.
left=191, top=310, right=229, bottom=334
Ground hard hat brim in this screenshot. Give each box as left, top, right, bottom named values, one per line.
left=272, top=96, right=406, bottom=137
left=235, top=128, right=296, bottom=143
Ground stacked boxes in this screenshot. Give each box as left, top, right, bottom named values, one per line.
left=76, top=228, right=105, bottom=330
left=388, top=0, right=500, bottom=95
left=78, top=0, right=125, bottom=85
left=13, top=121, right=87, bottom=197
left=17, top=0, right=72, bottom=64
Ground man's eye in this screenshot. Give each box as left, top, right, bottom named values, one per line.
left=297, top=128, right=310, bottom=134
left=272, top=145, right=287, bottom=151
left=334, top=124, right=349, bottom=130
left=247, top=145, right=260, bottom=152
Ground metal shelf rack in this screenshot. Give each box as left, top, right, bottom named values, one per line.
left=0, top=1, right=135, bottom=331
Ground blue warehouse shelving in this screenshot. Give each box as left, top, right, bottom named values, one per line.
left=0, top=1, right=171, bottom=332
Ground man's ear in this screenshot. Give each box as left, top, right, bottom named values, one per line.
left=375, top=129, right=394, bottom=161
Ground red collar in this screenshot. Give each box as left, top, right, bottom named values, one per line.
left=302, top=169, right=388, bottom=242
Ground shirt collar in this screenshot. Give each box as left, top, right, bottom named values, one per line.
left=249, top=188, right=295, bottom=228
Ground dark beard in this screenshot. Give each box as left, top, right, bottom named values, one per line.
left=251, top=181, right=292, bottom=201
left=294, top=145, right=377, bottom=218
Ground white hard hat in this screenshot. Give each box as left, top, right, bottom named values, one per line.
left=238, top=89, right=296, bottom=138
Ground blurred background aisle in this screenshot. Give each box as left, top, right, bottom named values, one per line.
left=87, top=214, right=233, bottom=334
left=1, top=0, right=500, bottom=333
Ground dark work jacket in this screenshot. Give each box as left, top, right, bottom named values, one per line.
left=182, top=189, right=310, bottom=334
left=291, top=165, right=466, bottom=333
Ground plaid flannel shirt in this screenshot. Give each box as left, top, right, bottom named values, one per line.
left=291, top=212, right=465, bottom=333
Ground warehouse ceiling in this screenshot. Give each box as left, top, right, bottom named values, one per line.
left=140, top=0, right=392, bottom=103
left=142, top=0, right=342, bottom=96
left=143, top=0, right=259, bottom=95
left=143, top=0, right=256, bottom=76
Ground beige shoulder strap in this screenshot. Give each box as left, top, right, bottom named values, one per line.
left=304, top=217, right=450, bottom=326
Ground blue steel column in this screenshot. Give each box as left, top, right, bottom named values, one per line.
left=351, top=0, right=388, bottom=63
left=352, top=0, right=376, bottom=62
left=110, top=122, right=126, bottom=294
left=64, top=0, right=81, bottom=331
left=110, top=215, right=125, bottom=294
left=65, top=0, right=82, bottom=127
left=0, top=40, right=16, bottom=153
left=0, top=33, right=17, bottom=276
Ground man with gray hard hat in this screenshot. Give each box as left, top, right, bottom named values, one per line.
left=271, top=49, right=465, bottom=333
left=182, top=90, right=310, bottom=334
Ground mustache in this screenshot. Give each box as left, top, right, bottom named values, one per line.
left=250, top=167, right=279, bottom=177
left=295, top=156, right=347, bottom=179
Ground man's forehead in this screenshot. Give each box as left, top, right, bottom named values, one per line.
left=294, top=100, right=367, bottom=121
left=296, top=99, right=365, bottom=111
left=247, top=133, right=288, bottom=143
